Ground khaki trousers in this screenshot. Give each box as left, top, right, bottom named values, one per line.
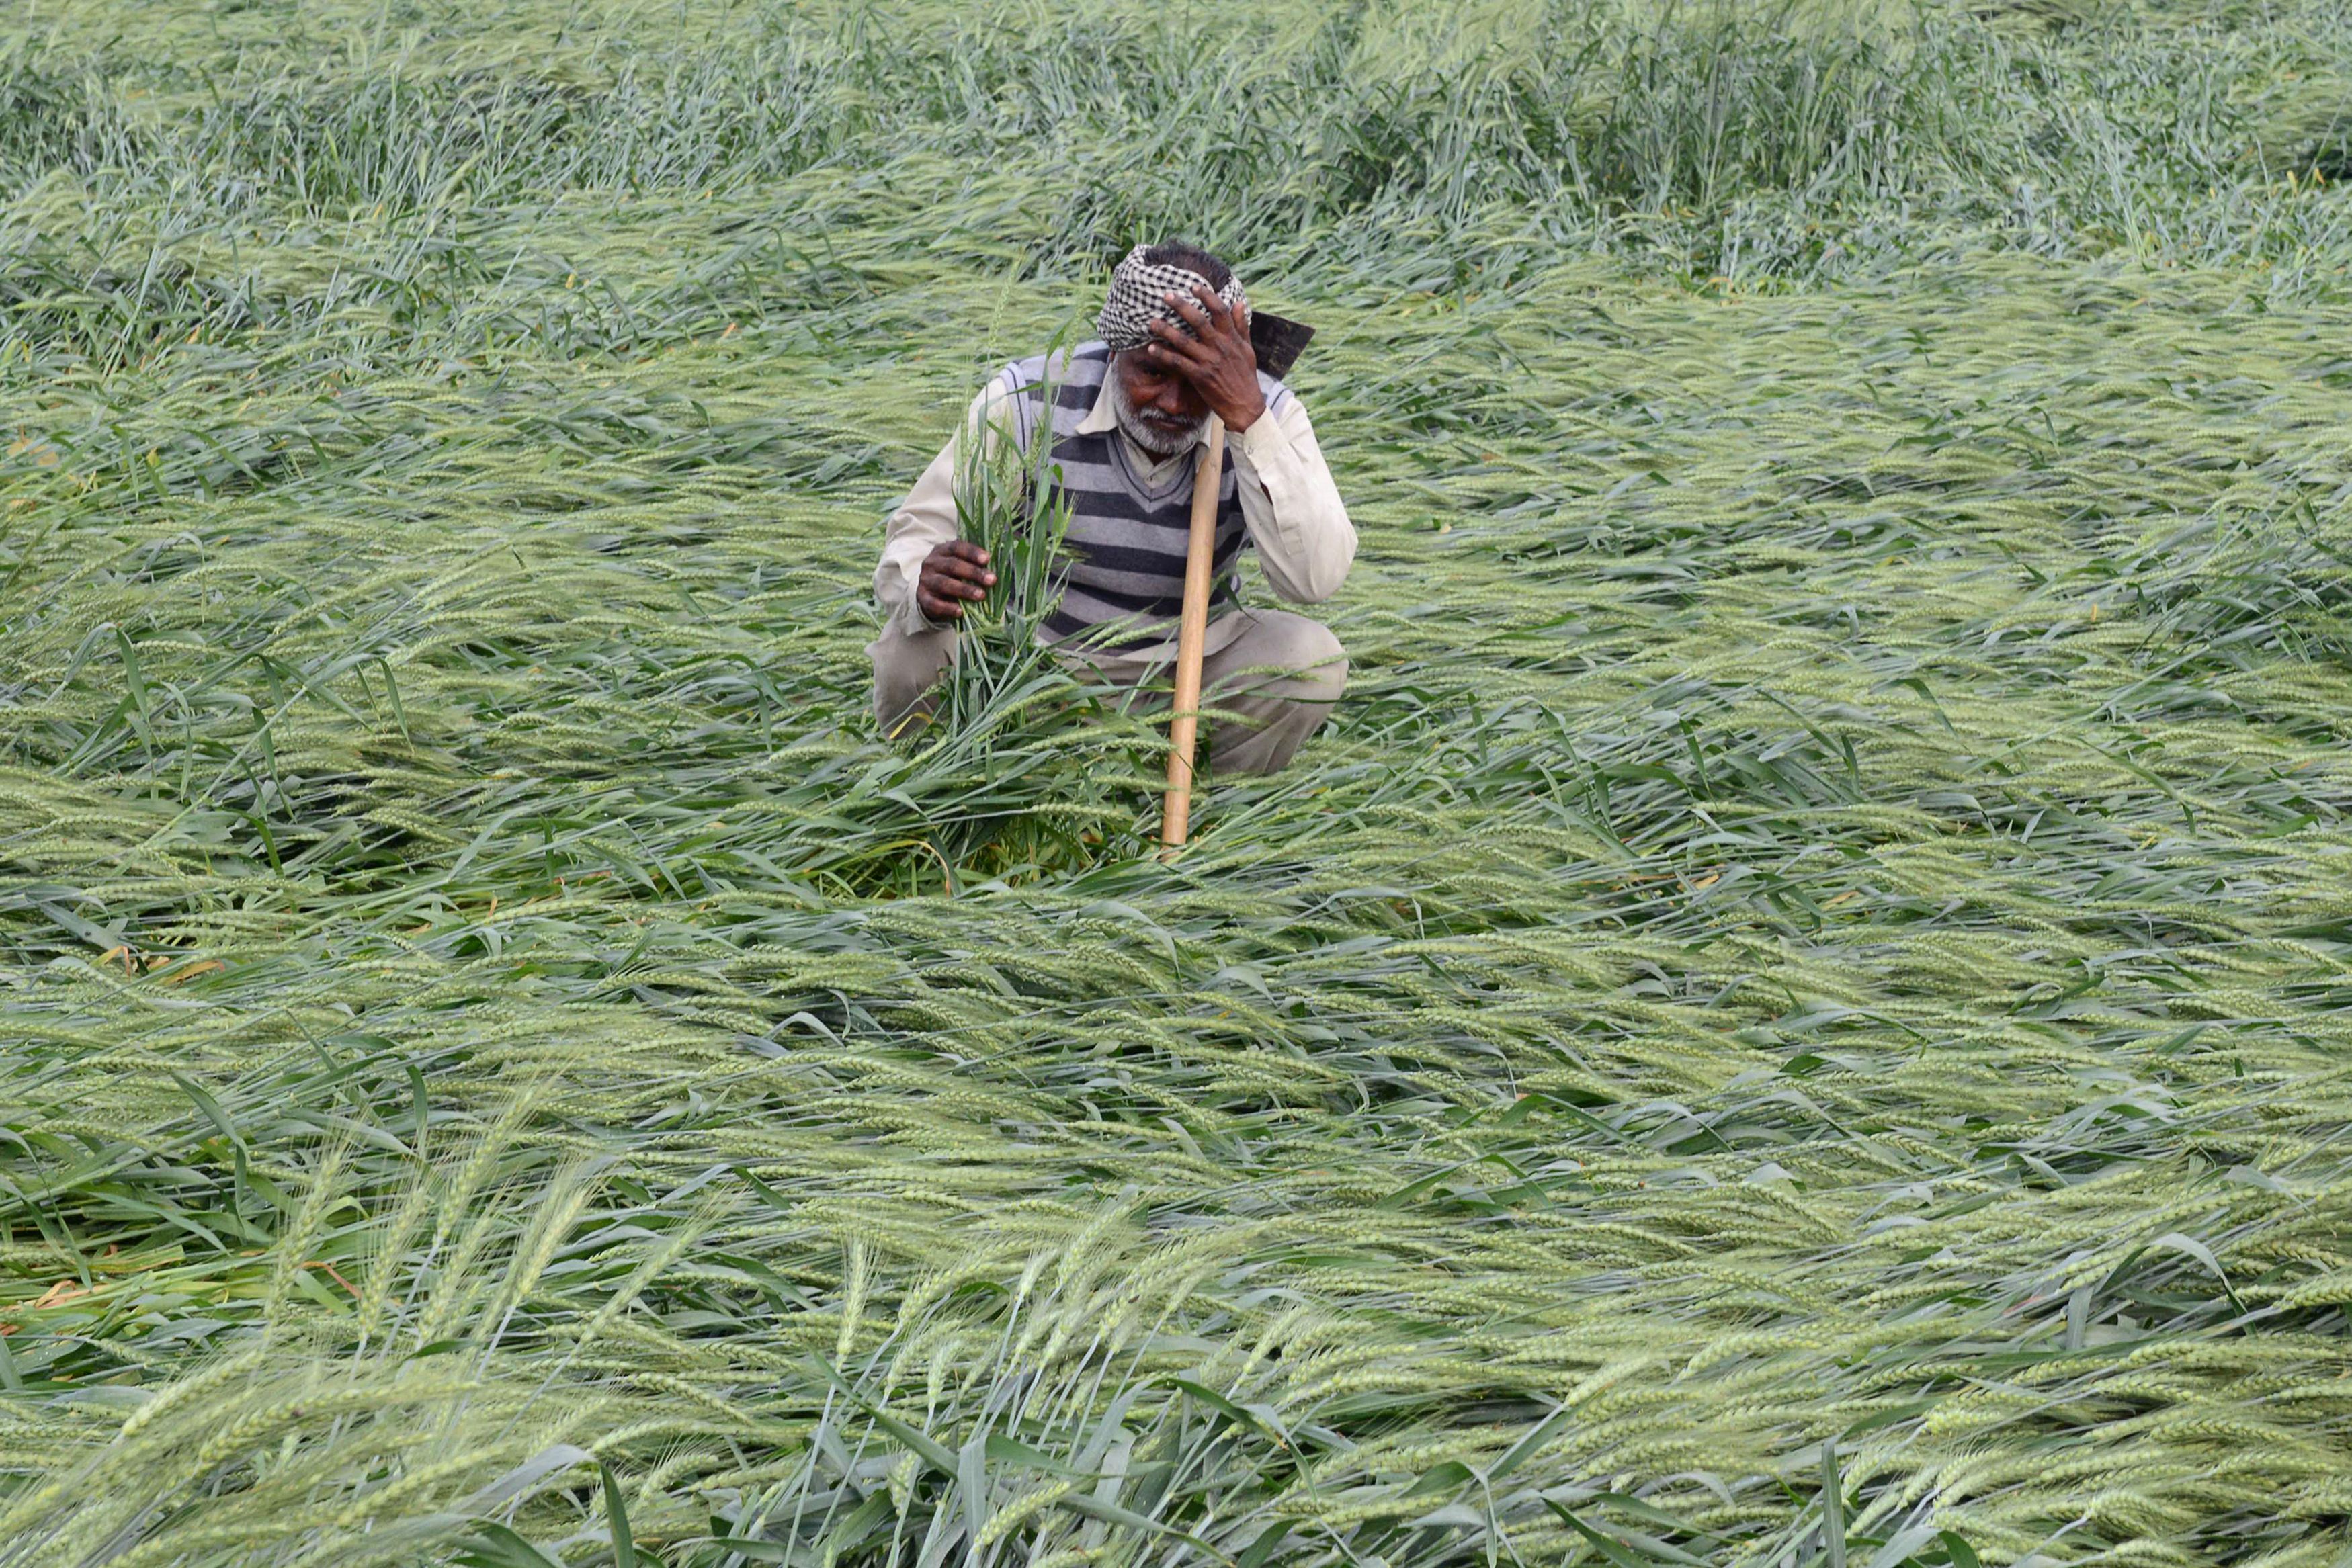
left=868, top=609, right=1347, bottom=775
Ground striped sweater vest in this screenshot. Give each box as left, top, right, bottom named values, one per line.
left=997, top=341, right=1289, bottom=649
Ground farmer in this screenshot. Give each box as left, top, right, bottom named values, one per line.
left=869, top=243, right=1355, bottom=774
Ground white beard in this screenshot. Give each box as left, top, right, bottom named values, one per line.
left=1108, top=363, right=1206, bottom=458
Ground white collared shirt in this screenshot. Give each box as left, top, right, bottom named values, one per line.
left=874, top=363, right=1356, bottom=662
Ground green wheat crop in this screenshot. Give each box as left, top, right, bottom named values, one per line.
left=2, top=0, right=2350, bottom=1565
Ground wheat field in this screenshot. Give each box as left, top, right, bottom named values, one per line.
left=2, top=1, right=2351, bottom=1564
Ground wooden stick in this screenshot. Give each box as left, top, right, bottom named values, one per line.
left=1160, top=414, right=1226, bottom=853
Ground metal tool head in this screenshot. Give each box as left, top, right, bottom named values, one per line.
left=1249, top=310, right=1316, bottom=380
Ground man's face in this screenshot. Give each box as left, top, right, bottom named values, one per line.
left=1109, top=349, right=1210, bottom=457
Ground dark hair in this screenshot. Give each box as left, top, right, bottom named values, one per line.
left=1138, top=241, right=1232, bottom=290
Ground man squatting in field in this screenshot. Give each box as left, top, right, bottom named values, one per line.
left=870, top=243, right=1355, bottom=773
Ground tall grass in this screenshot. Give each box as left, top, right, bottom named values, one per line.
left=1, top=0, right=2351, bottom=1564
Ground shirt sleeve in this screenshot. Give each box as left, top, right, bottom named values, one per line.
left=875, top=378, right=1017, bottom=634
left=1228, top=391, right=1355, bottom=605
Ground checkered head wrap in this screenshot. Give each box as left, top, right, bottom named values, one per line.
left=1097, top=244, right=1247, bottom=352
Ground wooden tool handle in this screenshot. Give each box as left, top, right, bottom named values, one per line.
left=1160, top=415, right=1226, bottom=853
